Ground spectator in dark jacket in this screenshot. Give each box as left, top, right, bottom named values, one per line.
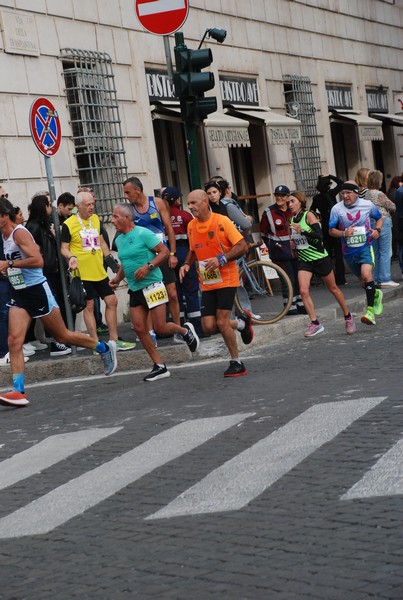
left=311, top=174, right=346, bottom=285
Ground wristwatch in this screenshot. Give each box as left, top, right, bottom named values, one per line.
left=8, top=260, right=14, bottom=268
left=169, top=252, right=176, bottom=256
left=375, top=227, right=382, bottom=233
left=148, top=263, right=155, bottom=270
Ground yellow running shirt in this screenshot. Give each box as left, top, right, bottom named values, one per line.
left=63, top=213, right=106, bottom=281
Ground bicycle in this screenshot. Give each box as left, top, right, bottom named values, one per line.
left=234, top=251, right=293, bottom=325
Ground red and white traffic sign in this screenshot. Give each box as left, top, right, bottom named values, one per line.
left=29, top=97, right=62, bottom=156
left=135, top=0, right=189, bottom=35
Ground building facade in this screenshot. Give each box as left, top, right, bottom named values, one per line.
left=1, top=0, right=403, bottom=225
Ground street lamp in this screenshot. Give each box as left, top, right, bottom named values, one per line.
left=198, top=28, right=227, bottom=50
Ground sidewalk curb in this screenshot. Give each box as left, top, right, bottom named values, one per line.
left=1, top=286, right=402, bottom=386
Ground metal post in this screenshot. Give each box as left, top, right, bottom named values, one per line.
left=184, top=121, right=201, bottom=190
left=163, top=35, right=174, bottom=81
left=44, top=156, right=76, bottom=353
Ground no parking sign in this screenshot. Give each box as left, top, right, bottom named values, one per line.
left=29, top=97, right=62, bottom=156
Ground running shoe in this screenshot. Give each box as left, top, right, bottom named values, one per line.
left=22, top=343, right=36, bottom=357
left=374, top=289, right=383, bottom=316
left=101, top=340, right=117, bottom=376
left=173, top=333, right=186, bottom=344
left=50, top=342, right=72, bottom=357
left=238, top=311, right=254, bottom=344
left=345, top=315, right=356, bottom=335
left=224, top=361, right=248, bottom=377
left=0, top=390, right=30, bottom=407
left=116, top=339, right=136, bottom=352
left=30, top=340, right=48, bottom=350
left=304, top=322, right=324, bottom=337
left=360, top=307, right=376, bottom=325
left=379, top=281, right=399, bottom=288
left=143, top=363, right=170, bottom=382
left=0, top=353, right=29, bottom=367
left=183, top=322, right=200, bottom=352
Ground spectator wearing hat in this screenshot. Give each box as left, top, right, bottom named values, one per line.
left=260, top=184, right=305, bottom=315
left=311, top=174, right=346, bottom=285
left=329, top=181, right=384, bottom=326
left=162, top=186, right=202, bottom=338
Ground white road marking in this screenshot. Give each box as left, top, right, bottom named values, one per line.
left=147, top=397, right=386, bottom=519
left=341, top=439, right=403, bottom=500
left=0, top=428, right=121, bottom=491
left=0, top=413, right=254, bottom=538
left=137, top=0, right=185, bottom=17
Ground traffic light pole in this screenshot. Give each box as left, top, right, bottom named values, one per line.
left=174, top=31, right=217, bottom=191
left=184, top=121, right=201, bottom=190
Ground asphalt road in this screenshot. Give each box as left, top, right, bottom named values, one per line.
left=1, top=296, right=403, bottom=599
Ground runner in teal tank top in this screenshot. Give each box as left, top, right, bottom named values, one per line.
left=289, top=191, right=355, bottom=338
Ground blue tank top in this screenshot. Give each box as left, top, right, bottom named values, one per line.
left=3, top=224, right=46, bottom=287
left=131, top=196, right=166, bottom=245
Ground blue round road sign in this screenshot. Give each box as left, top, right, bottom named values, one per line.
left=29, top=97, right=62, bottom=156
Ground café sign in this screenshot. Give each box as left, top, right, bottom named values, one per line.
left=220, top=76, right=259, bottom=106
left=326, top=85, right=353, bottom=110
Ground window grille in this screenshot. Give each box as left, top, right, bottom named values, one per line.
left=284, top=75, right=322, bottom=197
left=60, top=48, right=128, bottom=222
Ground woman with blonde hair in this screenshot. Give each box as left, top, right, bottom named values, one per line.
left=355, top=167, right=370, bottom=198
left=289, top=191, right=354, bottom=337
left=365, top=170, right=398, bottom=288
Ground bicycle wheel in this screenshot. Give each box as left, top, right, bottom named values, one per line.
left=235, top=260, right=293, bottom=325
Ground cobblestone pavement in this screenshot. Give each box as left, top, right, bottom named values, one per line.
left=1, top=293, right=403, bottom=598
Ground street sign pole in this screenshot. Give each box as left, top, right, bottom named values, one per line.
left=29, top=97, right=76, bottom=353
left=43, top=157, right=75, bottom=345
left=163, top=35, right=174, bottom=81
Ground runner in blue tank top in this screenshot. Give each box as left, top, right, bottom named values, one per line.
left=329, top=181, right=383, bottom=326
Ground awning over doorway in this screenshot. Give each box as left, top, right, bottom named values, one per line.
left=226, top=105, right=301, bottom=145
left=371, top=113, right=403, bottom=127
left=329, top=110, right=384, bottom=141
left=150, top=102, right=181, bottom=122
left=204, top=112, right=250, bottom=148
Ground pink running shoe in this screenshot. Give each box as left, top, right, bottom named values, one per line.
left=304, top=322, right=324, bottom=337
left=345, top=315, right=356, bottom=335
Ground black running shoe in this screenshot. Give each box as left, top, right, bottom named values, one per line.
left=224, top=361, right=248, bottom=377
left=183, top=322, right=200, bottom=352
left=238, top=311, right=254, bottom=345
left=144, top=363, right=170, bottom=382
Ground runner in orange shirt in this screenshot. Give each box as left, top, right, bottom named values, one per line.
left=179, top=189, right=254, bottom=377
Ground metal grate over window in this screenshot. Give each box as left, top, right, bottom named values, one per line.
left=60, top=48, right=127, bottom=222
left=284, top=75, right=322, bottom=198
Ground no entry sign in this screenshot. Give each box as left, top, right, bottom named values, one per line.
left=135, top=0, right=189, bottom=35
left=29, top=97, right=62, bottom=156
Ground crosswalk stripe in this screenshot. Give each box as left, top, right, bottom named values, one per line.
left=341, top=439, right=403, bottom=500
left=0, top=428, right=122, bottom=491
left=0, top=412, right=254, bottom=538
left=147, top=397, right=386, bottom=519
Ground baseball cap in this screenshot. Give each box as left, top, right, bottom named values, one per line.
left=162, top=186, right=182, bottom=202
left=274, top=185, right=290, bottom=196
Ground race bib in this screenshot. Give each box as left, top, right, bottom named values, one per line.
left=346, top=226, right=366, bottom=248
left=198, top=259, right=223, bottom=285
left=79, top=228, right=100, bottom=252
left=292, top=232, right=309, bottom=250
left=7, top=267, right=26, bottom=290
left=143, top=281, right=168, bottom=309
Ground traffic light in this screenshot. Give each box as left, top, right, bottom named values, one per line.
left=174, top=33, right=217, bottom=123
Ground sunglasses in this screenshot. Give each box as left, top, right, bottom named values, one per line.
left=1, top=193, right=8, bottom=199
